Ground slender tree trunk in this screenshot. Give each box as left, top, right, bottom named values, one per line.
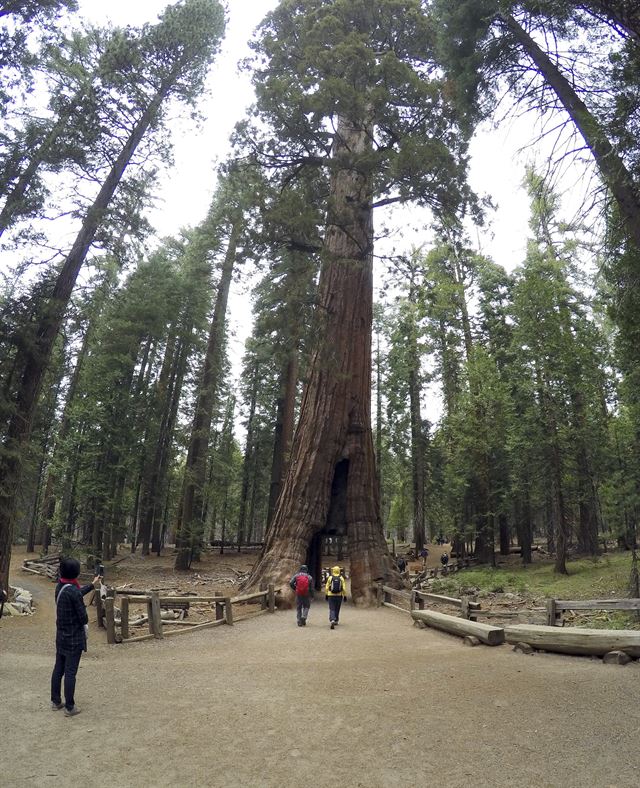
left=499, top=512, right=510, bottom=556
left=409, top=362, right=426, bottom=552
left=175, top=225, right=239, bottom=570
left=266, top=350, right=298, bottom=527
left=244, top=115, right=397, bottom=604
left=237, top=362, right=259, bottom=552
left=502, top=13, right=640, bottom=249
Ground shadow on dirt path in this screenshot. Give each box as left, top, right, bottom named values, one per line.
left=2, top=568, right=640, bottom=788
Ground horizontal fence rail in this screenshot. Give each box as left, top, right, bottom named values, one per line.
left=97, top=585, right=277, bottom=644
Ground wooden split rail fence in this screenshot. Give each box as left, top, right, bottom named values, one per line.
left=376, top=584, right=503, bottom=646
left=546, top=597, right=640, bottom=626
left=410, top=557, right=478, bottom=584
left=96, top=585, right=277, bottom=644
left=377, top=583, right=640, bottom=657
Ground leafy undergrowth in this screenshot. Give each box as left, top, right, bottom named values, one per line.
left=429, top=551, right=640, bottom=630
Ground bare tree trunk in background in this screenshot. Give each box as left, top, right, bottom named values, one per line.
left=175, top=227, right=238, bottom=569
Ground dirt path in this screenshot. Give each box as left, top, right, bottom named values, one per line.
left=2, top=570, right=640, bottom=787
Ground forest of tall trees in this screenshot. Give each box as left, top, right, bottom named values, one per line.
left=1, top=0, right=639, bottom=601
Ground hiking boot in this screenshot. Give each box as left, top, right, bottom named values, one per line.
left=301, top=618, right=306, bottom=626
left=51, top=702, right=64, bottom=711
left=297, top=620, right=302, bottom=626
left=64, top=706, right=81, bottom=717
left=330, top=621, right=335, bottom=630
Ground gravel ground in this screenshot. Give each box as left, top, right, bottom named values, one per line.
left=2, top=567, right=640, bottom=788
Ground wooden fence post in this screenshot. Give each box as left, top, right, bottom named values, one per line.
left=95, top=590, right=104, bottom=628
left=546, top=598, right=558, bottom=627
left=224, top=596, right=234, bottom=625
left=215, top=592, right=224, bottom=621
left=120, top=596, right=129, bottom=640
left=268, top=584, right=275, bottom=613
left=104, top=596, right=116, bottom=644
left=150, top=591, right=164, bottom=639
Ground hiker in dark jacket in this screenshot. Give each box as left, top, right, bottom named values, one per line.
left=51, top=557, right=100, bottom=717
left=289, top=564, right=314, bottom=627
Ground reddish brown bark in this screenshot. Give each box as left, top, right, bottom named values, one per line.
left=244, top=116, right=398, bottom=605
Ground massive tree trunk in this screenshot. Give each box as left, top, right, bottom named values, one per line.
left=243, top=116, right=397, bottom=605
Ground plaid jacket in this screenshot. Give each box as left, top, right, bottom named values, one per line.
left=55, top=582, right=93, bottom=655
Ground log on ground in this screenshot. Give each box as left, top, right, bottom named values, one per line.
left=504, top=624, right=640, bottom=657
left=411, top=609, right=504, bottom=645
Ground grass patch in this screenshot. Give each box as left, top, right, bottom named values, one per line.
left=434, top=551, right=634, bottom=600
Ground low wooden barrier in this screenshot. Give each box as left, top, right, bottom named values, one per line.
left=505, top=623, right=640, bottom=657
left=377, top=584, right=413, bottom=613
left=410, top=557, right=479, bottom=585
left=98, top=585, right=276, bottom=644
left=411, top=609, right=505, bottom=646
left=546, top=598, right=640, bottom=626
left=412, top=590, right=481, bottom=620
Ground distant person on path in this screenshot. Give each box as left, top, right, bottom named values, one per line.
left=289, top=564, right=314, bottom=627
left=396, top=555, right=407, bottom=573
left=440, top=551, right=449, bottom=568
left=419, top=547, right=429, bottom=567
left=51, top=558, right=100, bottom=717
left=325, top=565, right=347, bottom=630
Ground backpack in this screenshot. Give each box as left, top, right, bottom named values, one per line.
left=295, top=574, right=310, bottom=596
left=330, top=575, right=342, bottom=594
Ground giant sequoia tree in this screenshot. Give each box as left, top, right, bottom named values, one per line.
left=241, top=0, right=471, bottom=603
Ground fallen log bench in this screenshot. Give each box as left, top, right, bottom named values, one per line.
left=411, top=609, right=505, bottom=646
left=505, top=624, right=640, bottom=657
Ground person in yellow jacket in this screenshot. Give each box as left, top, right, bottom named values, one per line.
left=325, top=565, right=347, bottom=630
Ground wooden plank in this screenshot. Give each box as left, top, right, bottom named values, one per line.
left=161, top=619, right=226, bottom=637
left=146, top=595, right=219, bottom=604
left=546, top=598, right=558, bottom=626
left=231, top=591, right=268, bottom=605
left=411, top=609, right=505, bottom=646
left=381, top=585, right=411, bottom=600
left=414, top=591, right=481, bottom=610
left=104, top=596, right=117, bottom=645
left=555, top=599, right=640, bottom=611
left=150, top=591, right=164, bottom=639
left=120, top=596, right=129, bottom=640
left=504, top=624, right=640, bottom=657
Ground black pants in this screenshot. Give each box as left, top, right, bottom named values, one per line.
left=51, top=649, right=83, bottom=709
left=296, top=595, right=311, bottom=622
left=328, top=596, right=342, bottom=623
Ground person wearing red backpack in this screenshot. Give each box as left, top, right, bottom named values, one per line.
left=325, top=565, right=347, bottom=629
left=289, top=564, right=314, bottom=626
